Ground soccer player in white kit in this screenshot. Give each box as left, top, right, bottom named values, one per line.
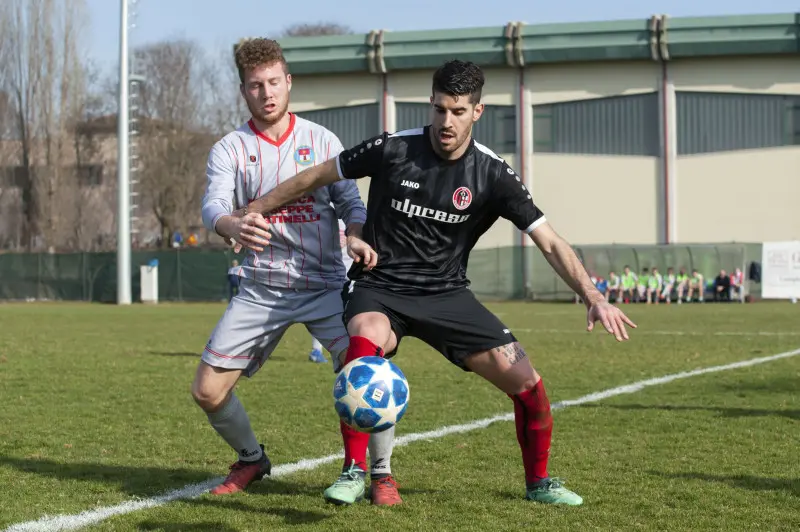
left=193, top=38, right=397, bottom=502
left=309, top=220, right=354, bottom=363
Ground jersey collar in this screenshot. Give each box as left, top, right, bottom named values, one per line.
left=248, top=112, right=296, bottom=147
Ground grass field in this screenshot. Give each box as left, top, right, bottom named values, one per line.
left=0, top=301, right=798, bottom=531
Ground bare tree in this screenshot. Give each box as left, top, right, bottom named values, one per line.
left=204, top=45, right=248, bottom=135
left=0, top=89, right=21, bottom=248
left=68, top=68, right=117, bottom=252
left=282, top=22, right=353, bottom=37
left=134, top=40, right=215, bottom=246
left=0, top=0, right=88, bottom=250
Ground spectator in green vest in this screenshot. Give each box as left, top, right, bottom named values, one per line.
left=646, top=267, right=663, bottom=304
left=620, top=266, right=638, bottom=303
left=661, top=267, right=677, bottom=304
left=687, top=269, right=705, bottom=303
left=675, top=267, right=690, bottom=303
left=637, top=267, right=650, bottom=302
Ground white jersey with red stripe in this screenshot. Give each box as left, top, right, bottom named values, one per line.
left=202, top=113, right=366, bottom=290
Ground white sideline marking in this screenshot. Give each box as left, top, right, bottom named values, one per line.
left=6, top=348, right=800, bottom=532
left=513, top=328, right=800, bottom=337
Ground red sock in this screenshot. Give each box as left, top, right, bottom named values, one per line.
left=509, top=379, right=552, bottom=484
left=340, top=421, right=369, bottom=472
left=340, top=336, right=384, bottom=472
left=344, top=335, right=384, bottom=364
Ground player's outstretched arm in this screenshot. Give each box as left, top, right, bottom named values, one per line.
left=244, top=159, right=340, bottom=217
left=202, top=142, right=272, bottom=253
left=529, top=222, right=636, bottom=341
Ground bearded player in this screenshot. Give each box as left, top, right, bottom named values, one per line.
left=232, top=59, right=637, bottom=505
left=195, top=38, right=399, bottom=505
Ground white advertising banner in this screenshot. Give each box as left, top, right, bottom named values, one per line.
left=761, top=241, right=800, bottom=300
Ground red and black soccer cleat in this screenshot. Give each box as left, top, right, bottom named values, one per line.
left=210, top=444, right=271, bottom=495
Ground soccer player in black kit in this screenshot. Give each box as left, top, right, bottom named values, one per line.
left=231, top=60, right=636, bottom=506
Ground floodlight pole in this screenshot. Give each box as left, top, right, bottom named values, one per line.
left=117, top=0, right=132, bottom=304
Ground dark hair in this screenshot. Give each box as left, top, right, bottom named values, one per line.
left=431, top=60, right=484, bottom=104
left=234, top=38, right=288, bottom=83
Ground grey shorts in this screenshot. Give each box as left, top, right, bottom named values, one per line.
left=202, top=279, right=349, bottom=377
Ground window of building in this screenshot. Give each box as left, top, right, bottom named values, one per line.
left=533, top=93, right=659, bottom=156
left=295, top=104, right=380, bottom=149
left=77, top=165, right=103, bottom=187
left=676, top=91, right=795, bottom=155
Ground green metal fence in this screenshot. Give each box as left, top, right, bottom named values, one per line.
left=0, top=243, right=762, bottom=303
left=0, top=248, right=237, bottom=303
left=523, top=242, right=762, bottom=301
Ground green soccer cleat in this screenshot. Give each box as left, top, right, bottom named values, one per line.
left=525, top=477, right=584, bottom=506
left=323, top=461, right=366, bottom=505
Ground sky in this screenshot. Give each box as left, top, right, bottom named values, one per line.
left=84, top=0, right=799, bottom=68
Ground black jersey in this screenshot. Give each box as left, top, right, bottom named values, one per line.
left=336, top=126, right=546, bottom=294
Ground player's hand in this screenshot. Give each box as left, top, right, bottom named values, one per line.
left=586, top=300, right=636, bottom=341
left=223, top=212, right=271, bottom=253
left=347, top=236, right=378, bottom=270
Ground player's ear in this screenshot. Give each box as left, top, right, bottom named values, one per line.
left=286, top=74, right=292, bottom=92
left=239, top=83, right=246, bottom=99
left=472, top=102, right=484, bottom=122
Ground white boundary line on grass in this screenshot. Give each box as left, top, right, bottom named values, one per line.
left=6, top=347, right=800, bottom=532
left=512, top=329, right=800, bottom=337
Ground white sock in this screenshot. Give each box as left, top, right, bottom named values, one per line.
left=369, top=425, right=395, bottom=478
left=206, top=393, right=263, bottom=462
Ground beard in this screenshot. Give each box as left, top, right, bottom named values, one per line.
left=247, top=97, right=289, bottom=126
left=433, top=126, right=468, bottom=153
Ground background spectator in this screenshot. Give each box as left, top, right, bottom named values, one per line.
left=606, top=271, right=620, bottom=302
left=646, top=267, right=663, bottom=304
left=714, top=269, right=731, bottom=302
left=730, top=267, right=744, bottom=301
left=662, top=267, right=676, bottom=304
left=620, top=266, right=637, bottom=303
left=227, top=260, right=242, bottom=301
left=687, top=269, right=705, bottom=303
left=637, top=267, right=650, bottom=302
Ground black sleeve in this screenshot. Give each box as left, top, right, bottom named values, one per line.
left=336, top=132, right=388, bottom=180
left=492, top=162, right=546, bottom=233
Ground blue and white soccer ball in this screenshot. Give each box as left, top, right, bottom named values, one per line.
left=333, top=356, right=410, bottom=433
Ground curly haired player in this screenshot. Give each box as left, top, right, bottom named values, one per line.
left=195, top=38, right=399, bottom=505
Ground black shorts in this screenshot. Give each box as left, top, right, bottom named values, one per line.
left=341, top=282, right=517, bottom=371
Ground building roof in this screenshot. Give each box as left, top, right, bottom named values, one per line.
left=259, top=13, right=800, bottom=75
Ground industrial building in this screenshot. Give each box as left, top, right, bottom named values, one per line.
left=267, top=13, right=800, bottom=251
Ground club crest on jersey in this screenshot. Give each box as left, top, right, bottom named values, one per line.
left=452, top=186, right=472, bottom=210
left=294, top=145, right=315, bottom=166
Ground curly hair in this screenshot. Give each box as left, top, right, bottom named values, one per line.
left=234, top=38, right=288, bottom=83
left=431, top=60, right=485, bottom=104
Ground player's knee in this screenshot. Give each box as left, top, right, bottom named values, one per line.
left=191, top=376, right=230, bottom=412
left=512, top=371, right=541, bottom=396
left=347, top=313, right=391, bottom=348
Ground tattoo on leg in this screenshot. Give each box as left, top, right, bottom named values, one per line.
left=494, top=342, right=528, bottom=365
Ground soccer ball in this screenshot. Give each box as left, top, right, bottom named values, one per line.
left=333, top=356, right=409, bottom=433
